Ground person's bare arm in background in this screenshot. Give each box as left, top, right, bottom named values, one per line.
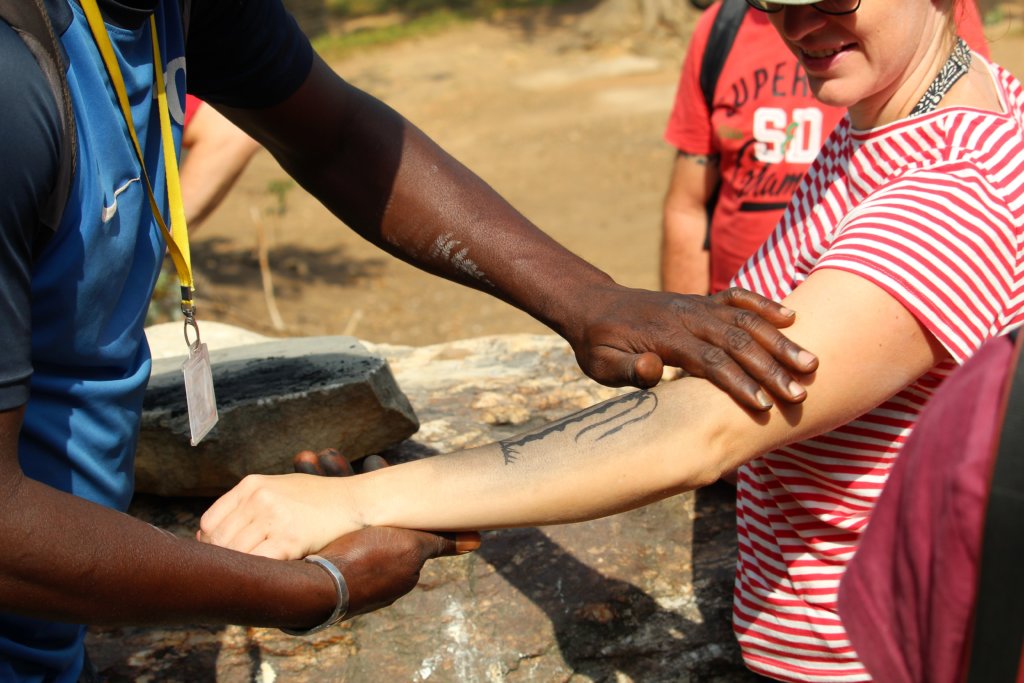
left=661, top=151, right=720, bottom=296
left=180, top=101, right=261, bottom=232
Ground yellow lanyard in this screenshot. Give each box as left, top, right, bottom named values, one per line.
left=80, top=0, right=198, bottom=336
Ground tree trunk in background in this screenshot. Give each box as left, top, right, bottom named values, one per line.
left=282, top=0, right=329, bottom=38
left=576, top=0, right=694, bottom=49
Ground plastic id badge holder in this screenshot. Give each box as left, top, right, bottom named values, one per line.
left=182, top=340, right=218, bottom=445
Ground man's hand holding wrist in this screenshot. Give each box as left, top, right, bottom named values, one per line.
left=280, top=555, right=349, bottom=636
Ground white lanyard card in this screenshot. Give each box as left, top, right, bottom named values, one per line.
left=182, top=340, right=218, bottom=445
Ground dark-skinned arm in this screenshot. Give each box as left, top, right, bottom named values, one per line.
left=213, top=55, right=817, bottom=410
left=0, top=406, right=467, bottom=627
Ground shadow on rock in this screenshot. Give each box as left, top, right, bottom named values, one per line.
left=477, top=523, right=748, bottom=682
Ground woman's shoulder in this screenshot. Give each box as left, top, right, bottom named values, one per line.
left=937, top=58, right=1024, bottom=135
left=939, top=63, right=1024, bottom=183
left=988, top=59, right=1024, bottom=118
left=836, top=105, right=1024, bottom=227
left=855, top=72, right=1024, bottom=177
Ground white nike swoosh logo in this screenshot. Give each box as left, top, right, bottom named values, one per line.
left=101, top=177, right=141, bottom=223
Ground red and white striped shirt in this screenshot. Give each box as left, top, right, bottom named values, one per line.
left=730, top=60, right=1024, bottom=682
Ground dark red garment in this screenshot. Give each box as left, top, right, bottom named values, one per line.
left=838, top=334, right=1022, bottom=683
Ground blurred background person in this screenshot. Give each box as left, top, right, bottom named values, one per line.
left=180, top=94, right=262, bottom=232
left=660, top=0, right=988, bottom=296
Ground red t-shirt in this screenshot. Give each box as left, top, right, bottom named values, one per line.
left=665, top=8, right=845, bottom=293
left=664, top=2, right=990, bottom=294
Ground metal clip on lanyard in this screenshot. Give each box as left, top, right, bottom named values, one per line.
left=81, top=0, right=218, bottom=444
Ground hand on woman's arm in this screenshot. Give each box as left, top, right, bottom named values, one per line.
left=219, top=56, right=817, bottom=407
left=200, top=269, right=948, bottom=559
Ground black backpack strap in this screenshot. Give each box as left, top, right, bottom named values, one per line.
left=0, top=0, right=76, bottom=235
left=696, top=0, right=748, bottom=250
left=966, top=328, right=1024, bottom=682
left=699, top=0, right=748, bottom=113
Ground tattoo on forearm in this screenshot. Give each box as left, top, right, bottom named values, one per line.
left=430, top=232, right=493, bottom=285
left=677, top=151, right=720, bottom=168
left=498, top=391, right=658, bottom=465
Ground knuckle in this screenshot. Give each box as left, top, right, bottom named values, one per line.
left=669, top=295, right=700, bottom=317
left=584, top=360, right=616, bottom=386
left=730, top=310, right=760, bottom=330
left=777, top=337, right=801, bottom=355
left=724, top=326, right=754, bottom=351
left=699, top=344, right=729, bottom=369
left=284, top=534, right=305, bottom=557
left=721, top=287, right=746, bottom=304
left=249, top=485, right=277, bottom=508
left=198, top=518, right=214, bottom=538
left=763, top=356, right=791, bottom=382
left=265, top=545, right=289, bottom=561
left=398, top=543, right=425, bottom=568
left=239, top=473, right=264, bottom=490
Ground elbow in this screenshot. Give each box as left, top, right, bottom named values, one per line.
left=671, top=429, right=748, bottom=492
left=689, top=463, right=729, bottom=491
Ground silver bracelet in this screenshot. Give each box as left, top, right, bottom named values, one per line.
left=280, top=554, right=350, bottom=636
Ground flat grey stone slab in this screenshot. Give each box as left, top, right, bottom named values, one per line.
left=137, top=336, right=418, bottom=496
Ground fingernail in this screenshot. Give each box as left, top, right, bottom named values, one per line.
left=293, top=450, right=317, bottom=465
left=788, top=380, right=805, bottom=398
left=756, top=390, right=773, bottom=409
left=362, top=454, right=390, bottom=472
left=797, top=350, right=816, bottom=366
left=779, top=306, right=795, bottom=316
left=455, top=533, right=481, bottom=554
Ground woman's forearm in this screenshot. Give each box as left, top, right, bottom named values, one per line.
left=357, top=380, right=743, bottom=532
left=211, top=375, right=788, bottom=556
left=199, top=378, right=756, bottom=559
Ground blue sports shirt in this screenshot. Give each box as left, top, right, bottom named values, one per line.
left=0, top=0, right=313, bottom=679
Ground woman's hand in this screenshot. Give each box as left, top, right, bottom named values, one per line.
left=199, top=469, right=362, bottom=560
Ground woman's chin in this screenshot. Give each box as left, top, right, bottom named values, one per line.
left=809, top=80, right=857, bottom=111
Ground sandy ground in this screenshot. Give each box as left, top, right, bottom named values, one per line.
left=185, top=12, right=1024, bottom=346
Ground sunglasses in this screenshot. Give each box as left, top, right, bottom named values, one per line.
left=744, top=0, right=861, bottom=15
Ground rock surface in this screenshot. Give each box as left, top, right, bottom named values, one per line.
left=137, top=331, right=418, bottom=496
left=87, top=333, right=752, bottom=681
